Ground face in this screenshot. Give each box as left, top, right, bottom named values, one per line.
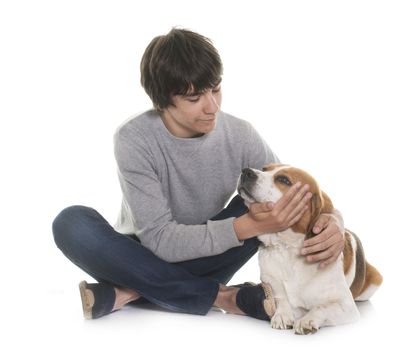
left=161, top=84, right=222, bottom=138
left=237, top=163, right=318, bottom=205
left=237, top=164, right=333, bottom=235
left=237, top=164, right=291, bottom=205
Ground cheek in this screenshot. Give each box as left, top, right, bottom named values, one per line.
left=252, top=179, right=283, bottom=202
left=266, top=187, right=283, bottom=202
left=178, top=107, right=202, bottom=126
left=215, top=92, right=222, bottom=107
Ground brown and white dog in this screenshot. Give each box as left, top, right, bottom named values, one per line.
left=237, top=163, right=383, bottom=334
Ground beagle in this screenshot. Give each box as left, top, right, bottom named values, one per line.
left=237, top=163, right=383, bottom=334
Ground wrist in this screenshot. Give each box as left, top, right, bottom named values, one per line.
left=233, top=214, right=260, bottom=240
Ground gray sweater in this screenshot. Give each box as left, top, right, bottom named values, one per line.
left=113, top=109, right=279, bottom=262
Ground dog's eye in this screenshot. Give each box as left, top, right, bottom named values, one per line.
left=275, top=175, right=292, bottom=186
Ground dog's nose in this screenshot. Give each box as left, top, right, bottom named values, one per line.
left=241, top=168, right=257, bottom=182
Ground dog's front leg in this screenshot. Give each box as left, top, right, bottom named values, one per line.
left=293, top=300, right=359, bottom=335
left=262, top=274, right=294, bottom=329
left=271, top=297, right=294, bottom=330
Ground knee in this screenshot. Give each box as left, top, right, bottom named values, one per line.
left=52, top=205, right=96, bottom=249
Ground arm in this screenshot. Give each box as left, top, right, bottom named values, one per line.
left=114, top=129, right=243, bottom=263
left=242, top=122, right=344, bottom=267
left=233, top=192, right=345, bottom=268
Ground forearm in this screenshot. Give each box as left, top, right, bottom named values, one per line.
left=140, top=218, right=244, bottom=262
left=233, top=213, right=262, bottom=240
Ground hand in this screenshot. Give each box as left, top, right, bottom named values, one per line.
left=301, top=211, right=345, bottom=268
left=247, top=182, right=312, bottom=234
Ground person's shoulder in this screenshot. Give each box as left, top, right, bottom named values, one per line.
left=219, top=110, right=253, bottom=134
left=114, top=109, right=159, bottom=141
left=220, top=111, right=247, bottom=124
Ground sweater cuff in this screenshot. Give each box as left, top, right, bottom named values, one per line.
left=207, top=217, right=244, bottom=252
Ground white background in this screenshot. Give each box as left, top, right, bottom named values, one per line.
left=1, top=0, right=416, bottom=349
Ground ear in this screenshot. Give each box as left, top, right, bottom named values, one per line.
left=320, top=190, right=334, bottom=213
left=305, top=190, right=334, bottom=240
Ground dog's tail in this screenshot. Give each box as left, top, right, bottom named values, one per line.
left=345, top=229, right=383, bottom=301
left=355, top=261, right=383, bottom=301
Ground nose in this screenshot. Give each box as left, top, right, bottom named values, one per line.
left=203, top=91, right=220, bottom=114
left=241, top=168, right=257, bottom=183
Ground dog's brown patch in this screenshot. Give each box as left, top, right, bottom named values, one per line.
left=348, top=230, right=367, bottom=298
left=343, top=230, right=354, bottom=275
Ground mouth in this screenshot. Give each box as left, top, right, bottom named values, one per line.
left=238, top=186, right=256, bottom=202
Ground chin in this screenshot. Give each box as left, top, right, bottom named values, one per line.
left=200, top=121, right=216, bottom=133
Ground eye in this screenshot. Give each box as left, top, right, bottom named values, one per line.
left=275, top=175, right=292, bottom=186
left=187, top=96, right=200, bottom=103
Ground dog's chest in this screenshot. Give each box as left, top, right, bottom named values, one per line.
left=258, top=231, right=312, bottom=282
left=258, top=231, right=334, bottom=308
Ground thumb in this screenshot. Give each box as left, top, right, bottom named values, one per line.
left=312, top=214, right=330, bottom=234
left=266, top=201, right=275, bottom=210
left=250, top=201, right=274, bottom=214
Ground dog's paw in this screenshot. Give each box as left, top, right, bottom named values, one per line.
left=270, top=311, right=294, bottom=330
left=294, top=317, right=319, bottom=335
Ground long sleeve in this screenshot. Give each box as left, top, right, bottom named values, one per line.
left=114, top=128, right=243, bottom=263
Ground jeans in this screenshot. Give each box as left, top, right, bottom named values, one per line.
left=52, top=195, right=260, bottom=316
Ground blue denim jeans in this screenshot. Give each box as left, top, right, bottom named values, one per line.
left=52, top=195, right=260, bottom=316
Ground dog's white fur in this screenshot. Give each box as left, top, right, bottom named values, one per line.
left=258, top=230, right=359, bottom=333
left=237, top=164, right=382, bottom=334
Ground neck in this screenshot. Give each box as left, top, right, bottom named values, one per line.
left=160, top=112, right=202, bottom=138
left=258, top=229, right=305, bottom=248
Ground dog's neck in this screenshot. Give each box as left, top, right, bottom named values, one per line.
left=258, top=228, right=305, bottom=249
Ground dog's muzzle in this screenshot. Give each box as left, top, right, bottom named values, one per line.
left=237, top=168, right=258, bottom=200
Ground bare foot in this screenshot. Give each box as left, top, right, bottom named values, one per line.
left=112, top=287, right=141, bottom=311
left=213, top=284, right=246, bottom=316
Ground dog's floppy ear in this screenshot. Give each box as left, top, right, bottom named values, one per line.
left=321, top=191, right=333, bottom=213
left=305, top=190, right=334, bottom=240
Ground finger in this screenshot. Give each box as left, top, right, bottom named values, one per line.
left=271, top=182, right=303, bottom=214
left=305, top=247, right=334, bottom=264
left=301, top=230, right=339, bottom=255
left=287, top=205, right=309, bottom=227
left=250, top=201, right=274, bottom=215
left=313, top=214, right=331, bottom=234
left=318, top=251, right=342, bottom=268
left=286, top=191, right=313, bottom=221
left=303, top=225, right=333, bottom=247
left=273, top=183, right=310, bottom=216
left=311, top=214, right=331, bottom=234
left=281, top=195, right=310, bottom=228
left=285, top=185, right=311, bottom=216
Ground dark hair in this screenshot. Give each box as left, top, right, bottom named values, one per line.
left=140, top=28, right=223, bottom=111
